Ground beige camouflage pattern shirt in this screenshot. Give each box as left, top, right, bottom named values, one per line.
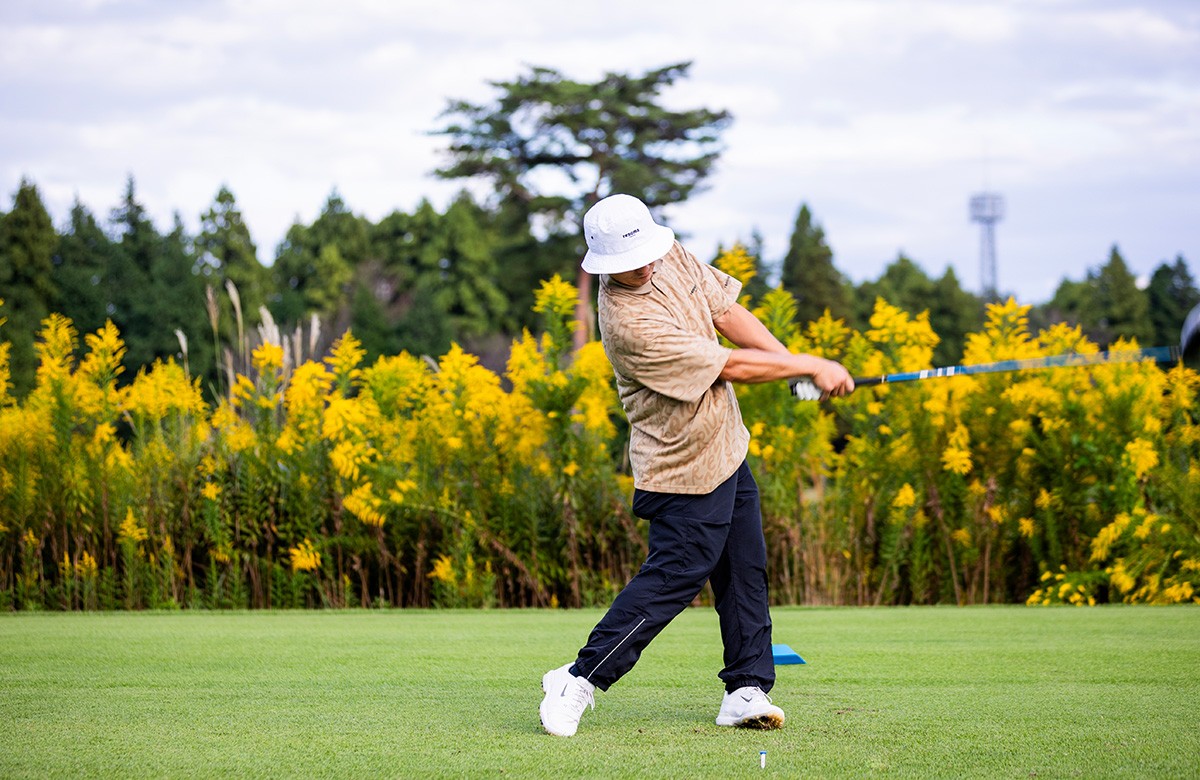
left=597, top=242, right=750, bottom=494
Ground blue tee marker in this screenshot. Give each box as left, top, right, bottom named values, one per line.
left=772, top=644, right=805, bottom=665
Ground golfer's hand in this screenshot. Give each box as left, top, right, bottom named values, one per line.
left=810, top=359, right=855, bottom=400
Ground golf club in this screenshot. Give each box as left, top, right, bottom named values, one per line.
left=791, top=302, right=1200, bottom=397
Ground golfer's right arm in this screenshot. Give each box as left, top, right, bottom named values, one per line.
left=714, top=302, right=854, bottom=397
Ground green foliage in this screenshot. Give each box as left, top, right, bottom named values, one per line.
left=52, top=199, right=120, bottom=340
left=853, top=254, right=983, bottom=365
left=198, top=186, right=269, bottom=332
left=1048, top=245, right=1154, bottom=348
left=780, top=203, right=850, bottom=324
left=270, top=190, right=367, bottom=326
left=2, top=281, right=1199, bottom=610
left=0, top=178, right=58, bottom=396
left=1146, top=255, right=1199, bottom=348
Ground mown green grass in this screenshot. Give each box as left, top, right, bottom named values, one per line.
left=1, top=606, right=1197, bottom=778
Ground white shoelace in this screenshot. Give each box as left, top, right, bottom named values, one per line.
left=570, top=680, right=595, bottom=712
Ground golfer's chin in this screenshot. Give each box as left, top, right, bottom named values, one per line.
left=611, top=265, right=655, bottom=288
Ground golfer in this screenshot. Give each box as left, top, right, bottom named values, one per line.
left=539, top=194, right=855, bottom=737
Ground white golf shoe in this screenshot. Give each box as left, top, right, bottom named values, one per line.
left=539, top=663, right=595, bottom=737
left=715, top=686, right=785, bottom=729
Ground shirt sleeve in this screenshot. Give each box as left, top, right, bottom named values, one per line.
left=607, top=314, right=733, bottom=404
left=687, top=249, right=743, bottom=320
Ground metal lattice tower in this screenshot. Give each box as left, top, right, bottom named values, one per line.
left=969, top=193, right=1004, bottom=299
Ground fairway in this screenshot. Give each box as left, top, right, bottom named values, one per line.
left=2, top=607, right=1197, bottom=778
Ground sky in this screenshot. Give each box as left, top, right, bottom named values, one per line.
left=2, top=0, right=1197, bottom=304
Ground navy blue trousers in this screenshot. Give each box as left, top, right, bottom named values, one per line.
left=570, top=460, right=775, bottom=694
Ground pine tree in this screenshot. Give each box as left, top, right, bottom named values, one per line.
left=155, top=214, right=209, bottom=379
left=780, top=204, right=849, bottom=324
left=198, top=186, right=268, bottom=332
left=0, top=178, right=58, bottom=396
left=1146, top=255, right=1198, bottom=348
left=270, top=191, right=361, bottom=325
left=1047, top=246, right=1155, bottom=348
left=1094, top=245, right=1153, bottom=347
left=53, top=199, right=118, bottom=337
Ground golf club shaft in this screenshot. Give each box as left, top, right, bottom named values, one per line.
left=854, top=346, right=1180, bottom=387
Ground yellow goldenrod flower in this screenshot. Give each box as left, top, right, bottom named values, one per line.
left=230, top=374, right=256, bottom=407
left=429, top=554, right=457, bottom=586
left=1124, top=438, right=1158, bottom=480
left=532, top=275, right=579, bottom=321
left=1018, top=518, right=1036, bottom=538
left=326, top=331, right=366, bottom=385
left=1133, top=512, right=1158, bottom=540
left=1035, top=489, right=1053, bottom=510
left=118, top=508, right=148, bottom=543
left=562, top=462, right=580, bottom=477
left=942, top=447, right=972, bottom=475
left=251, top=342, right=284, bottom=376
left=1107, top=561, right=1135, bottom=594
left=1161, top=581, right=1194, bottom=603
left=892, top=483, right=917, bottom=509
left=713, top=244, right=756, bottom=287
left=941, top=424, right=972, bottom=475
left=201, top=482, right=221, bottom=501
left=76, top=550, right=98, bottom=578
left=289, top=539, right=321, bottom=572
left=343, top=482, right=386, bottom=527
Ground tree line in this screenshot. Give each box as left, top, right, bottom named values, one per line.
left=3, top=176, right=1195, bottom=400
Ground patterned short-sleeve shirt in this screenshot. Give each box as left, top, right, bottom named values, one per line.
left=597, top=241, right=750, bottom=494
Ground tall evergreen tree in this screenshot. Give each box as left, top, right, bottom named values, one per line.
left=197, top=186, right=268, bottom=332
left=155, top=214, right=209, bottom=378
left=0, top=178, right=58, bottom=396
left=270, top=190, right=362, bottom=325
left=1046, top=245, right=1154, bottom=348
left=107, top=177, right=163, bottom=372
left=53, top=199, right=118, bottom=337
left=780, top=204, right=849, bottom=324
left=1145, top=255, right=1198, bottom=348
left=1093, top=245, right=1153, bottom=347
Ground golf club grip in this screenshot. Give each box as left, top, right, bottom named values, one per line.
left=853, top=346, right=1179, bottom=387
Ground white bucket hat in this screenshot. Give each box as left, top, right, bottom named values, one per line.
left=581, top=194, right=676, bottom=275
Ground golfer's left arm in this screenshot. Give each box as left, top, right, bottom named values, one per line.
left=714, top=302, right=854, bottom=397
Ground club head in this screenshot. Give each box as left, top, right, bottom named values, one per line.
left=1181, top=302, right=1200, bottom=366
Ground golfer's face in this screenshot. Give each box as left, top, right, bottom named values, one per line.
left=611, top=260, right=656, bottom=288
